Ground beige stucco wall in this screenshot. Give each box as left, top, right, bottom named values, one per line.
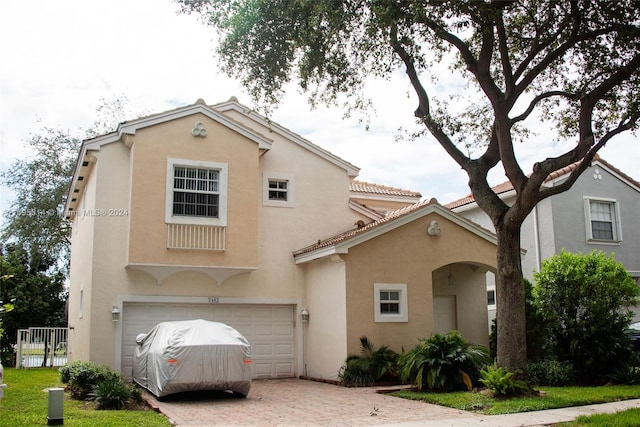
left=67, top=160, right=98, bottom=363
left=128, top=113, right=260, bottom=267
left=87, top=142, right=132, bottom=366
left=67, top=140, right=132, bottom=366
left=300, top=255, right=348, bottom=380
left=343, top=212, right=496, bottom=357
left=68, top=106, right=363, bottom=370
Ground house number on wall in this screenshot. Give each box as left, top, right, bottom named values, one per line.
left=208, top=297, right=219, bottom=303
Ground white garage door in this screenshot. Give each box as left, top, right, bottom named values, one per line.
left=121, top=302, right=295, bottom=379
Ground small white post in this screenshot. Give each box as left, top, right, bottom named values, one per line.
left=0, top=362, right=6, bottom=399
left=47, top=387, right=64, bottom=425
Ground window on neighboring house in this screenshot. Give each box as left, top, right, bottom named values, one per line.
left=263, top=173, right=295, bottom=207
left=166, top=159, right=228, bottom=226
left=585, top=198, right=620, bottom=243
left=374, top=283, right=408, bottom=322
left=487, top=290, right=495, bottom=306
left=268, top=179, right=288, bottom=201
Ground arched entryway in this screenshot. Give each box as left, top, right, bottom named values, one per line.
left=432, top=262, right=495, bottom=346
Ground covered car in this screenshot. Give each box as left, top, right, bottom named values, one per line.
left=133, top=319, right=252, bottom=398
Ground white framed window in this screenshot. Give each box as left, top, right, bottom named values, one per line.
left=584, top=197, right=621, bottom=243
left=263, top=173, right=294, bottom=207
left=374, top=283, right=408, bottom=323
left=166, top=158, right=228, bottom=226
left=269, top=179, right=288, bottom=201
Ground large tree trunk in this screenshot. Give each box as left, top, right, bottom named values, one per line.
left=495, top=223, right=528, bottom=376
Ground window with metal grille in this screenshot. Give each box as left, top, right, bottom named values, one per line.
left=268, top=179, right=288, bottom=201
left=172, top=166, right=219, bottom=218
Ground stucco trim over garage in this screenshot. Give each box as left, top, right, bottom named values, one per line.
left=293, top=198, right=497, bottom=264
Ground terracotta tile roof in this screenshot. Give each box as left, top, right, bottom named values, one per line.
left=444, top=155, right=638, bottom=209
left=445, top=180, right=514, bottom=209
left=350, top=180, right=422, bottom=198
left=294, top=198, right=436, bottom=256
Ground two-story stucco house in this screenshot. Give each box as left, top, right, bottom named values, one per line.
left=447, top=156, right=640, bottom=323
left=64, top=97, right=498, bottom=381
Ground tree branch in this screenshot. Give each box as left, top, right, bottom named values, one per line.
left=495, top=9, right=515, bottom=94
left=539, top=112, right=640, bottom=200
left=389, top=25, right=469, bottom=168
left=511, top=91, right=578, bottom=124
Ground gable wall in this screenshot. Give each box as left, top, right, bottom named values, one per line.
left=548, top=165, right=640, bottom=270
left=127, top=113, right=260, bottom=267
left=344, top=213, right=496, bottom=356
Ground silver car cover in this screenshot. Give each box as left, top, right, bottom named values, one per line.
left=133, top=319, right=252, bottom=397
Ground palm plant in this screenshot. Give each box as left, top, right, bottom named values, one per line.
left=398, top=331, right=490, bottom=392
left=338, top=336, right=399, bottom=386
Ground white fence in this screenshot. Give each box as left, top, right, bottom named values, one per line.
left=16, top=327, right=68, bottom=368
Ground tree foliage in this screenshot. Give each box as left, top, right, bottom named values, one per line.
left=0, top=274, right=15, bottom=340
left=178, top=0, right=640, bottom=374
left=533, top=250, right=638, bottom=384
left=0, top=96, right=132, bottom=273
left=0, top=243, right=67, bottom=365
left=1, top=127, right=81, bottom=271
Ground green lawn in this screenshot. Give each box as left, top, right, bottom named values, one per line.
left=392, top=385, right=640, bottom=415
left=559, top=408, right=640, bottom=426
left=0, top=368, right=171, bottom=427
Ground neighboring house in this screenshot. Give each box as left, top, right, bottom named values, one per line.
left=64, top=97, right=498, bottom=381
left=447, top=156, right=640, bottom=323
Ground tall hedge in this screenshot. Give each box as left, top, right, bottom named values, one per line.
left=533, top=250, right=638, bottom=384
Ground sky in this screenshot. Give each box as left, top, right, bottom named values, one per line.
left=1, top=0, right=639, bottom=218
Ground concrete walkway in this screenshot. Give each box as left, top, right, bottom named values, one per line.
left=388, top=399, right=640, bottom=426
left=145, top=378, right=640, bottom=426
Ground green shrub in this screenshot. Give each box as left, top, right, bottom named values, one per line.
left=533, top=250, right=638, bottom=384
left=398, top=331, right=490, bottom=392
left=338, top=363, right=376, bottom=387
left=59, top=360, right=113, bottom=400
left=338, top=336, right=399, bottom=386
left=89, top=373, right=133, bottom=410
left=528, top=359, right=574, bottom=386
left=480, top=364, right=529, bottom=397
left=129, top=384, right=143, bottom=403
left=608, top=359, right=640, bottom=385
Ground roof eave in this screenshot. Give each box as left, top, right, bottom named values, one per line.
left=215, top=101, right=360, bottom=177
left=294, top=202, right=499, bottom=264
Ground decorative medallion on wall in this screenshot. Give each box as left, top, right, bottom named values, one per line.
left=427, top=220, right=441, bottom=236
left=191, top=122, right=207, bottom=137
left=593, top=168, right=602, bottom=180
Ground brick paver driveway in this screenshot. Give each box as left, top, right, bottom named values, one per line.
left=145, top=378, right=479, bottom=426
